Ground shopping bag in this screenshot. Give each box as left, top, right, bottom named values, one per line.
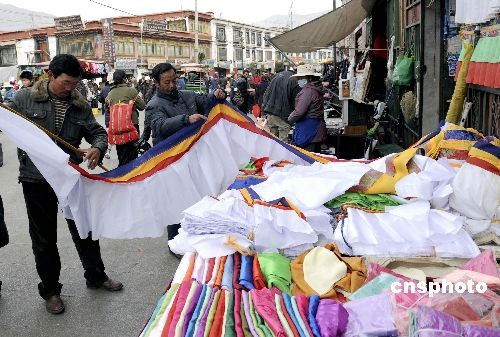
left=393, top=55, right=415, bottom=86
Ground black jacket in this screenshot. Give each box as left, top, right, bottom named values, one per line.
left=9, top=79, right=108, bottom=183
left=261, top=70, right=301, bottom=120
left=0, top=195, right=7, bottom=249
left=144, top=90, right=214, bottom=145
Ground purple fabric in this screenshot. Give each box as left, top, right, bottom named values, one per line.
left=343, top=294, right=397, bottom=337
left=182, top=283, right=204, bottom=336
left=242, top=290, right=260, bottom=337
left=462, top=324, right=500, bottom=337
left=196, top=288, right=218, bottom=337
left=315, top=299, right=348, bottom=337
left=414, top=306, right=463, bottom=337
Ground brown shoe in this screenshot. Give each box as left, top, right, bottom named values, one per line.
left=102, top=278, right=123, bottom=291
left=45, top=295, right=65, bottom=314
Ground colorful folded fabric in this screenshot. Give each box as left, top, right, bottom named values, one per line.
left=233, top=253, right=243, bottom=290
left=209, top=257, right=222, bottom=286
left=275, top=294, right=294, bottom=337
left=290, top=296, right=312, bottom=337
left=282, top=293, right=307, bottom=337
left=306, top=296, right=321, bottom=337
left=240, top=293, right=253, bottom=337
left=174, top=282, right=199, bottom=337
left=291, top=244, right=366, bottom=300
left=143, top=283, right=180, bottom=337
left=206, top=258, right=216, bottom=284
left=203, top=290, right=222, bottom=337
left=249, top=289, right=271, bottom=337
left=173, top=253, right=195, bottom=284
left=279, top=295, right=301, bottom=337
left=295, top=295, right=314, bottom=337
left=186, top=285, right=210, bottom=337
left=302, top=247, right=347, bottom=296
left=195, top=288, right=218, bottom=337
left=193, top=255, right=206, bottom=283
left=182, top=283, right=204, bottom=337
left=209, top=289, right=227, bottom=337
left=253, top=254, right=266, bottom=290
left=251, top=288, right=288, bottom=337
left=215, top=256, right=228, bottom=288
left=222, top=255, right=235, bottom=291
left=348, top=273, right=399, bottom=301
left=234, top=290, right=245, bottom=337
left=184, top=254, right=197, bottom=282
left=462, top=324, right=500, bottom=337
left=409, top=306, right=463, bottom=337
left=258, top=253, right=292, bottom=294
left=221, top=291, right=231, bottom=337
left=162, top=281, right=192, bottom=337
left=240, top=254, right=255, bottom=290
left=315, top=299, right=348, bottom=337
left=224, top=291, right=236, bottom=337
left=242, top=290, right=260, bottom=337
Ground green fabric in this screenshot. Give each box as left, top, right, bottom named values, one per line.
left=324, top=192, right=400, bottom=212
left=470, top=36, right=500, bottom=63
left=248, top=292, right=266, bottom=337
left=250, top=295, right=273, bottom=337
left=257, top=253, right=292, bottom=294
left=264, top=322, right=276, bottom=337
left=240, top=297, right=253, bottom=337
left=275, top=294, right=294, bottom=337
left=348, top=273, right=399, bottom=301
left=193, top=286, right=213, bottom=337
left=144, top=283, right=180, bottom=337
left=224, top=292, right=236, bottom=337
left=204, top=290, right=221, bottom=337
left=105, top=84, right=146, bottom=124
left=393, top=55, right=415, bottom=86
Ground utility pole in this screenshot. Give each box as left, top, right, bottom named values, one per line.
left=140, top=19, right=144, bottom=66
left=194, top=0, right=199, bottom=63
left=333, top=0, right=337, bottom=81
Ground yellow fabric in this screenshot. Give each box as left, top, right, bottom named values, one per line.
left=446, top=42, right=474, bottom=124
left=302, top=247, right=347, bottom=296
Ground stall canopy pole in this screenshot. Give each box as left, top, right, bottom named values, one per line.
left=333, top=0, right=337, bottom=81
left=265, top=37, right=297, bottom=69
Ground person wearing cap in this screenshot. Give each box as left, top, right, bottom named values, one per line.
left=287, top=64, right=327, bottom=152
left=20, top=70, right=34, bottom=89
left=106, top=69, right=146, bottom=166
left=8, top=54, right=122, bottom=315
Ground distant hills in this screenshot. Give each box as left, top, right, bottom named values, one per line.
left=253, top=11, right=328, bottom=29
left=0, top=4, right=54, bottom=32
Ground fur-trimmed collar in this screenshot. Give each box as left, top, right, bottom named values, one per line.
left=30, top=79, right=88, bottom=110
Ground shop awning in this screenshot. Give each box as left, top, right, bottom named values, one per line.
left=269, top=0, right=376, bottom=53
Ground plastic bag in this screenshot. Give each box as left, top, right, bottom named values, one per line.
left=393, top=55, right=415, bottom=86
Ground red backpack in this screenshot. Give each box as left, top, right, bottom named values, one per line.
left=107, top=100, right=139, bottom=145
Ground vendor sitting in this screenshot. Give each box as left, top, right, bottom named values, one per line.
left=143, top=62, right=226, bottom=145
left=288, top=65, right=326, bottom=152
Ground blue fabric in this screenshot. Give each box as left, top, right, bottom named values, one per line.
left=186, top=285, right=208, bottom=337
left=221, top=254, right=234, bottom=291
left=239, top=254, right=255, bottom=290
left=307, top=296, right=321, bottom=337
left=292, top=118, right=321, bottom=148
left=142, top=292, right=167, bottom=334
left=228, top=176, right=267, bottom=190
left=4, top=88, right=16, bottom=102
left=283, top=293, right=307, bottom=337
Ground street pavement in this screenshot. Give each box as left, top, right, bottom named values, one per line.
left=0, top=113, right=180, bottom=337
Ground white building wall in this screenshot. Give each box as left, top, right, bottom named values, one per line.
left=48, top=36, right=57, bottom=60
left=16, top=38, right=35, bottom=65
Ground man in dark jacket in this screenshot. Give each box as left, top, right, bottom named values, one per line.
left=0, top=194, right=7, bottom=295
left=8, top=54, right=122, bottom=315
left=143, top=62, right=226, bottom=245
left=261, top=70, right=301, bottom=142
left=106, top=70, right=146, bottom=166
left=98, top=81, right=112, bottom=123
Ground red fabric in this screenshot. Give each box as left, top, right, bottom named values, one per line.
left=466, top=62, right=477, bottom=84
left=108, top=101, right=139, bottom=145
left=160, top=282, right=184, bottom=337
left=233, top=253, right=243, bottom=290
left=252, top=104, right=261, bottom=118
left=252, top=255, right=266, bottom=290
left=295, top=295, right=315, bottom=337
left=495, top=63, right=500, bottom=88
left=442, top=297, right=481, bottom=322
left=485, top=63, right=497, bottom=88
left=167, top=281, right=192, bottom=337
left=206, top=258, right=216, bottom=284
left=280, top=296, right=300, bottom=337
left=209, top=290, right=227, bottom=337
left=234, top=290, right=245, bottom=337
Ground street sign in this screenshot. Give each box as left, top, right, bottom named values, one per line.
left=54, top=15, right=84, bottom=31
left=115, top=57, right=137, bottom=70
left=147, top=58, right=167, bottom=70
left=101, top=18, right=115, bottom=64
left=143, top=19, right=167, bottom=34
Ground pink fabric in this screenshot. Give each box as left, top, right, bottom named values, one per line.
left=250, top=288, right=287, bottom=337
left=167, top=281, right=192, bottom=337
left=234, top=290, right=245, bottom=337
left=295, top=295, right=315, bottom=337
left=462, top=250, right=499, bottom=278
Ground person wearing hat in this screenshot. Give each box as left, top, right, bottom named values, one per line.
left=287, top=64, right=327, bottom=152
left=106, top=69, right=146, bottom=166
left=20, top=70, right=34, bottom=89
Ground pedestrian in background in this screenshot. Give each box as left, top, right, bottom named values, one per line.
left=20, top=70, right=34, bottom=89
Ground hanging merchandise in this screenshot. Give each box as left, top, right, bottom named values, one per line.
left=455, top=0, right=500, bottom=24
left=392, top=55, right=415, bottom=86
left=446, top=42, right=474, bottom=124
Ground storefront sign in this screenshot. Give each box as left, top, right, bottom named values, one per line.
left=101, top=18, right=115, bottom=64
left=115, top=57, right=137, bottom=70
left=147, top=58, right=167, bottom=69
left=143, top=19, right=167, bottom=34
left=54, top=15, right=84, bottom=31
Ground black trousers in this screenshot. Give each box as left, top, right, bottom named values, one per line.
left=115, top=124, right=139, bottom=167
left=22, top=182, right=108, bottom=300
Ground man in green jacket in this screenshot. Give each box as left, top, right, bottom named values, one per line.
left=106, top=70, right=146, bottom=166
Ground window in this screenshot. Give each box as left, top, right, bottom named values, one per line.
left=245, top=49, right=250, bottom=58
left=189, top=20, right=209, bottom=34
left=218, top=47, right=227, bottom=61
left=275, top=51, right=281, bottom=61
left=265, top=51, right=272, bottom=61
left=168, top=44, right=190, bottom=58
left=251, top=49, right=256, bottom=61
left=245, top=31, right=250, bottom=44
left=115, top=40, right=134, bottom=56
left=256, top=32, right=262, bottom=46
left=257, top=50, right=263, bottom=62
left=265, top=33, right=271, bottom=47
left=199, top=45, right=210, bottom=59
left=167, top=19, right=187, bottom=31
left=233, top=28, right=243, bottom=44
left=234, top=47, right=243, bottom=61
left=216, top=26, right=226, bottom=42
left=0, top=45, right=16, bottom=65
left=58, top=37, right=95, bottom=57
left=141, top=42, right=165, bottom=57
left=251, top=32, right=256, bottom=45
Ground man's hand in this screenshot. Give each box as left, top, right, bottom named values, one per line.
left=188, top=114, right=207, bottom=124
left=82, top=147, right=102, bottom=170
left=214, top=88, right=226, bottom=99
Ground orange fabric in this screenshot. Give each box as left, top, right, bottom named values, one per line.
left=290, top=243, right=366, bottom=300
left=183, top=253, right=197, bottom=282
left=280, top=296, right=300, bottom=337
left=209, top=289, right=227, bottom=337
left=206, top=258, right=216, bottom=284
left=161, top=283, right=182, bottom=337
left=252, top=254, right=266, bottom=290
left=215, top=256, right=228, bottom=288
